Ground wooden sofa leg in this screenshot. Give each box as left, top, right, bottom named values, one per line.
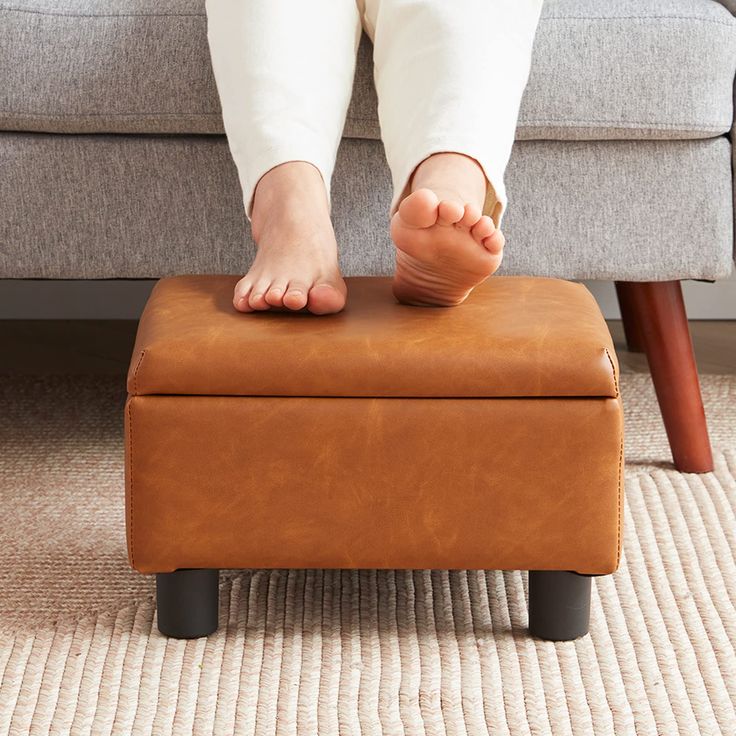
left=156, top=568, right=219, bottom=638
left=528, top=571, right=591, bottom=641
left=614, top=282, right=646, bottom=352
left=613, top=281, right=713, bottom=473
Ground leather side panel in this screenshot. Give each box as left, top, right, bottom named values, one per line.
left=126, top=395, right=623, bottom=575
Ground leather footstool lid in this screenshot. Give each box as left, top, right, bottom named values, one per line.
left=127, top=275, right=619, bottom=398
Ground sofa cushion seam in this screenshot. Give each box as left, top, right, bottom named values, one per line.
left=1, top=112, right=729, bottom=132
left=0, top=7, right=205, bottom=17
left=1, top=7, right=733, bottom=26
left=543, top=16, right=735, bottom=27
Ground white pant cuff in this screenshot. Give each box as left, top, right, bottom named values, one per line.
left=235, top=146, right=336, bottom=222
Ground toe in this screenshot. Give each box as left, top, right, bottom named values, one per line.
left=264, top=281, right=288, bottom=307
left=483, top=229, right=505, bottom=255
left=437, top=199, right=465, bottom=226
left=233, top=279, right=255, bottom=312
left=471, top=215, right=495, bottom=243
left=233, top=277, right=249, bottom=301
left=248, top=281, right=272, bottom=311
left=459, top=203, right=482, bottom=229
left=398, top=188, right=440, bottom=228
left=282, top=281, right=309, bottom=311
left=307, top=282, right=346, bottom=315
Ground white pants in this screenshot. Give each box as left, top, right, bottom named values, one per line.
left=205, top=1, right=543, bottom=228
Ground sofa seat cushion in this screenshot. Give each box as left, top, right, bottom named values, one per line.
left=1, top=0, right=734, bottom=140
left=2, top=134, right=732, bottom=281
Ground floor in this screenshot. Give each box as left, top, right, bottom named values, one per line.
left=1, top=320, right=735, bottom=375
left=1, top=324, right=735, bottom=733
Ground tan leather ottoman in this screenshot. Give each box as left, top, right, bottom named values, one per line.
left=124, top=275, right=624, bottom=641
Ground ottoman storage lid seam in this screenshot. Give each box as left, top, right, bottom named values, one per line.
left=127, top=275, right=620, bottom=399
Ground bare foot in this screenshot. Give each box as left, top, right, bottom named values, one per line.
left=391, top=152, right=504, bottom=307
left=233, top=161, right=347, bottom=315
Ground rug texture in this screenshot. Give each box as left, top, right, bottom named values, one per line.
left=0, top=373, right=734, bottom=735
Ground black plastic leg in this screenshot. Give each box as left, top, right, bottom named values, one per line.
left=528, top=570, right=592, bottom=641
left=156, top=568, right=219, bottom=638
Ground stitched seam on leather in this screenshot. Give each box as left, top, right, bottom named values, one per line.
left=604, top=346, right=624, bottom=567
left=616, top=425, right=624, bottom=569
left=126, top=394, right=622, bottom=400
left=127, top=350, right=146, bottom=569
left=127, top=397, right=135, bottom=569
left=133, top=349, right=145, bottom=395
left=604, top=347, right=619, bottom=398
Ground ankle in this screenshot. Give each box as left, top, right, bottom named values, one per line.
left=251, top=161, right=331, bottom=239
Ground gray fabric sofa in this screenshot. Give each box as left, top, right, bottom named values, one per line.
left=1, top=0, right=735, bottom=472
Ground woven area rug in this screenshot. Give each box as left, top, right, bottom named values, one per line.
left=0, top=374, right=734, bottom=735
